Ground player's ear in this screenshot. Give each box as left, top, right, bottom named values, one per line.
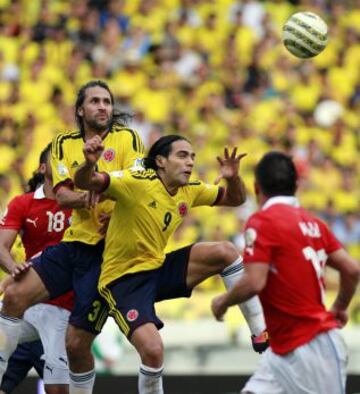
left=77, top=107, right=84, bottom=117
left=155, top=155, right=165, bottom=169
left=38, top=163, right=46, bottom=174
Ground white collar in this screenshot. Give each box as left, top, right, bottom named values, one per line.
left=34, top=185, right=46, bottom=200
left=262, top=196, right=299, bottom=211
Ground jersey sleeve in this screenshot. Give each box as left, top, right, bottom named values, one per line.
left=320, top=221, right=342, bottom=254
left=105, top=170, right=137, bottom=203
left=120, top=129, right=145, bottom=169
left=191, top=181, right=222, bottom=207
left=51, top=135, right=72, bottom=190
left=0, top=196, right=26, bottom=231
left=243, top=214, right=276, bottom=265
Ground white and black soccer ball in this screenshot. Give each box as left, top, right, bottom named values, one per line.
left=282, top=12, right=328, bottom=59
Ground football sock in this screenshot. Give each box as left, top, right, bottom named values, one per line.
left=69, top=369, right=95, bottom=394
left=0, top=314, right=22, bottom=381
left=138, top=363, right=164, bottom=394
left=221, top=257, right=266, bottom=336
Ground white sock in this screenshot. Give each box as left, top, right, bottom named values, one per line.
left=221, top=257, right=266, bottom=336
left=138, top=363, right=164, bottom=394
left=69, top=369, right=96, bottom=394
left=0, top=314, right=22, bottom=382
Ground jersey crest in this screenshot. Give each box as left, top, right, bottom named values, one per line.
left=178, top=202, right=188, bottom=217
left=102, top=149, right=115, bottom=162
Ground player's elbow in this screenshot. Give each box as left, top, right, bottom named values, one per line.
left=224, top=194, right=246, bottom=207
left=346, top=260, right=360, bottom=285
left=249, top=276, right=266, bottom=294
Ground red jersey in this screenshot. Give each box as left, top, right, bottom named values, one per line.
left=0, top=185, right=74, bottom=311
left=243, top=196, right=341, bottom=355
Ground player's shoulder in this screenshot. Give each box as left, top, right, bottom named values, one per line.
left=246, top=209, right=271, bottom=229
left=10, top=192, right=34, bottom=206
left=111, top=125, right=145, bottom=153
left=52, top=129, right=82, bottom=160
left=5, top=192, right=34, bottom=215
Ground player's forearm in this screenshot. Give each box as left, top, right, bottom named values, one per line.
left=222, top=176, right=246, bottom=206
left=56, top=187, right=89, bottom=209
left=222, top=276, right=259, bottom=307
left=333, top=267, right=360, bottom=310
left=74, top=161, right=106, bottom=193
left=0, top=246, right=18, bottom=274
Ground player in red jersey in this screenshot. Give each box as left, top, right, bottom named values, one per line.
left=0, top=144, right=72, bottom=394
left=212, top=151, right=360, bottom=394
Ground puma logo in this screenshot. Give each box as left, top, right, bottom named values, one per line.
left=59, top=357, right=68, bottom=366
left=45, top=365, right=53, bottom=374
left=26, top=218, right=39, bottom=228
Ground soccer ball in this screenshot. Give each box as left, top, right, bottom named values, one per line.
left=282, top=12, right=328, bottom=59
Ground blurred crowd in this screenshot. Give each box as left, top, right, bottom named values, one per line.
left=0, top=0, right=359, bottom=268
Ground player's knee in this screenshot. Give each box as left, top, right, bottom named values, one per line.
left=44, top=384, right=69, bottom=394
left=2, top=284, right=30, bottom=315
left=66, top=334, right=90, bottom=361
left=140, top=341, right=164, bottom=368
left=215, top=241, right=238, bottom=267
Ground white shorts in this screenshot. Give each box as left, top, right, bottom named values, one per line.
left=20, top=303, right=70, bottom=385
left=242, top=329, right=348, bottom=394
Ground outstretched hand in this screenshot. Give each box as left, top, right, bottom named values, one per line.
left=83, top=135, right=104, bottom=165
left=215, top=148, right=247, bottom=185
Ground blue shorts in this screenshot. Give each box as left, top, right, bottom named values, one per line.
left=99, top=245, right=193, bottom=339
left=32, top=241, right=108, bottom=334
left=0, top=340, right=44, bottom=393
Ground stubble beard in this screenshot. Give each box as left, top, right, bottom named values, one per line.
left=85, top=116, right=112, bottom=133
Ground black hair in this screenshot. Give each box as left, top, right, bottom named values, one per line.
left=143, top=135, right=190, bottom=170
left=27, top=143, right=51, bottom=192
left=255, top=151, right=297, bottom=197
left=75, top=80, right=131, bottom=134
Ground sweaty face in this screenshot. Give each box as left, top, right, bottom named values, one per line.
left=162, top=140, right=195, bottom=187
left=79, top=86, right=113, bottom=132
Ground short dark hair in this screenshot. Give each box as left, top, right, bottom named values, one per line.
left=255, top=151, right=297, bottom=197
left=144, top=135, right=190, bottom=170
left=75, top=80, right=130, bottom=134
left=27, top=143, right=52, bottom=192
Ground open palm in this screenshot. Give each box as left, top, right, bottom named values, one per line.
left=215, top=148, right=247, bottom=184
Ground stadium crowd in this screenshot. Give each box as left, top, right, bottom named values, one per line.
left=0, top=0, right=359, bottom=268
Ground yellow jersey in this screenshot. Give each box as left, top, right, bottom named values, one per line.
left=51, top=126, right=144, bottom=245
left=99, top=168, right=221, bottom=287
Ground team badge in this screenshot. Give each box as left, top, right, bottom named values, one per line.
left=244, top=228, right=257, bottom=256
left=126, top=309, right=139, bottom=322
left=57, top=163, right=69, bottom=177
left=103, top=149, right=115, bottom=162
left=178, top=202, right=188, bottom=217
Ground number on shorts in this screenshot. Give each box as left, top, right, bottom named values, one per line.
left=302, top=246, right=327, bottom=304
left=162, top=212, right=172, bottom=232
left=46, top=211, right=66, bottom=232
left=88, top=300, right=101, bottom=322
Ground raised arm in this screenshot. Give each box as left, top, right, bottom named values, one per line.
left=215, top=148, right=247, bottom=206
left=327, top=248, right=360, bottom=327
left=74, top=135, right=109, bottom=193
left=55, top=185, right=91, bottom=209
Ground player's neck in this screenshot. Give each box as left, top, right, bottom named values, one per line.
left=83, top=128, right=109, bottom=140
left=43, top=179, right=55, bottom=200
left=158, top=173, right=179, bottom=196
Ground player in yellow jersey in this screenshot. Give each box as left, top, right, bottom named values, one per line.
left=0, top=80, right=144, bottom=394
left=75, top=134, right=268, bottom=394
